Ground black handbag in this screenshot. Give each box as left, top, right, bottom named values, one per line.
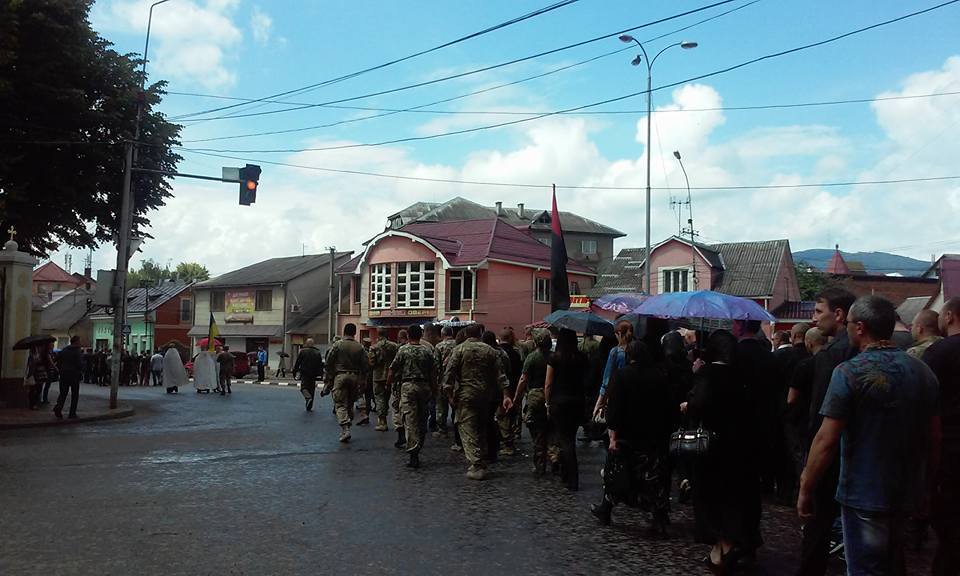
left=669, top=426, right=716, bottom=460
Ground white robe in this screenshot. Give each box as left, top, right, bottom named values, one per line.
left=162, top=348, right=188, bottom=390
left=193, top=351, right=217, bottom=391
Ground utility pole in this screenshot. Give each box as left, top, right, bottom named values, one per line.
left=673, top=150, right=699, bottom=289
left=327, top=246, right=336, bottom=344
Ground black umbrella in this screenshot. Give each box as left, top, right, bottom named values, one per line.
left=542, top=310, right=615, bottom=338
left=12, top=334, right=56, bottom=350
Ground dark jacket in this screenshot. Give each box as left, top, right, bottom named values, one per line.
left=57, top=344, right=84, bottom=380
left=808, top=330, right=854, bottom=445
left=293, top=346, right=325, bottom=382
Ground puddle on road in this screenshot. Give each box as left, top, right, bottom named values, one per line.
left=138, top=447, right=336, bottom=466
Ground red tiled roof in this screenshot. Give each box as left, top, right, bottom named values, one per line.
left=825, top=246, right=851, bottom=275
left=33, top=262, right=79, bottom=284
left=401, top=218, right=593, bottom=274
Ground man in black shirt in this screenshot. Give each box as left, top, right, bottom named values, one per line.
left=796, top=287, right=856, bottom=576
left=922, top=297, right=960, bottom=575
left=54, top=335, right=84, bottom=419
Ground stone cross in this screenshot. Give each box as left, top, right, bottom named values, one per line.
left=6, top=226, right=15, bottom=241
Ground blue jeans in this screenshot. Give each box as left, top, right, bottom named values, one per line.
left=840, top=506, right=906, bottom=576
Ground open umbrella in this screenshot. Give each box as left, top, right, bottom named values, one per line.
left=12, top=334, right=56, bottom=350
left=542, top=310, right=615, bottom=337
left=590, top=292, right=647, bottom=315
left=631, top=290, right=776, bottom=322
left=196, top=337, right=223, bottom=349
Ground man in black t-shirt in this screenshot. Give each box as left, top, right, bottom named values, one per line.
left=922, top=297, right=960, bottom=576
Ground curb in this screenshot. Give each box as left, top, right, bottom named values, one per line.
left=0, top=405, right=136, bottom=430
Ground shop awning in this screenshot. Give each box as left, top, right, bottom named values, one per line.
left=187, top=324, right=283, bottom=338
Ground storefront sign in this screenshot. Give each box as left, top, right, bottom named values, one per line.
left=570, top=295, right=590, bottom=309
left=368, top=308, right=435, bottom=318
left=225, top=290, right=255, bottom=323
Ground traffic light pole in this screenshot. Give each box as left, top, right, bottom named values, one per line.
left=131, top=167, right=241, bottom=183
left=110, top=141, right=135, bottom=409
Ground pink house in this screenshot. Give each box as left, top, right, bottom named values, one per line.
left=591, top=236, right=800, bottom=313
left=336, top=218, right=596, bottom=340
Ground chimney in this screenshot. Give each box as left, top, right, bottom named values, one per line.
left=495, top=201, right=503, bottom=216
left=518, top=203, right=525, bottom=218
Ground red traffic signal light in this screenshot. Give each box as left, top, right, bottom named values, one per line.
left=238, top=164, right=261, bottom=206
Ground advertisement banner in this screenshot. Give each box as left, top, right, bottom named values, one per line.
left=225, top=290, right=255, bottom=323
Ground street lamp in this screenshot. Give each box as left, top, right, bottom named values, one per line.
left=673, top=150, right=697, bottom=288
left=619, top=35, right=697, bottom=295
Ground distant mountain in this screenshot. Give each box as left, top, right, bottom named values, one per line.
left=793, top=249, right=931, bottom=277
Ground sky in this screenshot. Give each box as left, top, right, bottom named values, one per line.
left=57, top=0, right=960, bottom=278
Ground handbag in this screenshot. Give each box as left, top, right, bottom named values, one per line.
left=669, top=426, right=716, bottom=460
left=602, top=448, right=633, bottom=502
left=23, top=373, right=37, bottom=388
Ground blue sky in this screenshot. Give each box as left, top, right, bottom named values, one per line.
left=72, top=0, right=960, bottom=276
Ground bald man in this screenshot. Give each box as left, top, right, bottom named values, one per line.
left=907, top=310, right=941, bottom=359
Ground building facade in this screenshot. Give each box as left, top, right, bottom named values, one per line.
left=337, top=218, right=596, bottom=340
left=89, top=280, right=194, bottom=353
left=189, top=252, right=352, bottom=364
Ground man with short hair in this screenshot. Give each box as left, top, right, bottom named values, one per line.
left=907, top=309, right=941, bottom=359
left=922, top=297, right=960, bottom=575
left=369, top=328, right=399, bottom=432
left=150, top=348, right=164, bottom=387
left=216, top=345, right=235, bottom=395
left=432, top=326, right=457, bottom=436
left=772, top=323, right=811, bottom=504
left=796, top=287, right=857, bottom=576
left=323, top=324, right=368, bottom=442
left=256, top=345, right=267, bottom=382
left=388, top=324, right=435, bottom=469
left=293, top=338, right=324, bottom=411
left=800, top=295, right=939, bottom=575
left=54, top=335, right=84, bottom=419
left=891, top=312, right=914, bottom=350
left=442, top=323, right=512, bottom=480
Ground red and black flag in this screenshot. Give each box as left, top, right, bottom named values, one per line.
left=550, top=185, right=571, bottom=312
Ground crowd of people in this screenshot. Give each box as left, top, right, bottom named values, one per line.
left=304, top=291, right=957, bottom=576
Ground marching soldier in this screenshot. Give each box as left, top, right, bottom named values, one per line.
left=442, top=323, right=512, bottom=480
left=322, top=324, right=368, bottom=442
left=391, top=330, right=409, bottom=447
left=433, top=326, right=457, bottom=436
left=369, top=328, right=399, bottom=432
left=292, top=338, right=324, bottom=412
left=387, top=324, right=435, bottom=469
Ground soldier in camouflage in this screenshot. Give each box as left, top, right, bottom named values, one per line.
left=442, top=323, right=512, bottom=480
left=388, top=324, right=435, bottom=469
left=390, top=330, right=409, bottom=447
left=357, top=338, right=374, bottom=426
left=432, top=326, right=457, bottom=436
left=323, top=323, right=368, bottom=443
left=513, top=329, right=552, bottom=475
left=369, top=328, right=399, bottom=432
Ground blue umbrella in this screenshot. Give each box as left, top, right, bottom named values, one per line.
left=590, top=292, right=647, bottom=315
left=631, top=290, right=776, bottom=322
left=542, top=310, right=615, bottom=337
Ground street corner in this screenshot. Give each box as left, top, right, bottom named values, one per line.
left=0, top=404, right=135, bottom=430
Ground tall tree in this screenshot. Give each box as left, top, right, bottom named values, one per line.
left=127, top=259, right=171, bottom=287
left=174, top=262, right=210, bottom=283
left=796, top=261, right=839, bottom=301
left=0, top=0, right=181, bottom=257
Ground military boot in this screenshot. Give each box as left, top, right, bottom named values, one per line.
left=590, top=495, right=612, bottom=526
left=394, top=429, right=406, bottom=449
left=338, top=426, right=351, bottom=443
left=465, top=466, right=487, bottom=481
left=406, top=451, right=420, bottom=469
left=375, top=417, right=388, bottom=432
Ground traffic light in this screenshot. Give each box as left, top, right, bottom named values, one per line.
left=238, top=164, right=261, bottom=206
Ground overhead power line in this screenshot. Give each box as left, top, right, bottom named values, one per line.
left=183, top=0, right=960, bottom=154
left=175, top=147, right=960, bottom=191
left=177, top=0, right=762, bottom=143
left=172, top=0, right=585, bottom=121
left=174, top=0, right=743, bottom=122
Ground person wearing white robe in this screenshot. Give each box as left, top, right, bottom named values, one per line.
left=193, top=351, right=217, bottom=393
left=163, top=348, right=188, bottom=394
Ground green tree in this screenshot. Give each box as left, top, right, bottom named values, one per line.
left=796, top=261, right=839, bottom=301
left=127, top=259, right=171, bottom=287
left=174, top=262, right=210, bottom=283
left=0, top=0, right=181, bottom=256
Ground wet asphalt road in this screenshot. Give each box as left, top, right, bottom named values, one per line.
left=0, top=383, right=932, bottom=575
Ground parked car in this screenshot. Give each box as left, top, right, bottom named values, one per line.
left=186, top=351, right=250, bottom=379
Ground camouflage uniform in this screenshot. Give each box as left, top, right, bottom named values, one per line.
left=390, top=342, right=435, bottom=455
left=323, top=336, right=368, bottom=440
left=433, top=337, right=458, bottom=432
left=358, top=339, right=375, bottom=423
left=522, top=345, right=550, bottom=474
left=370, top=337, right=399, bottom=430
left=442, top=338, right=509, bottom=477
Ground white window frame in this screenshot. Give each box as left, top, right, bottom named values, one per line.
left=370, top=263, right=392, bottom=309
left=581, top=240, right=597, bottom=255
left=396, top=261, right=435, bottom=308
left=535, top=277, right=551, bottom=303
left=447, top=270, right=474, bottom=311
left=660, top=266, right=691, bottom=294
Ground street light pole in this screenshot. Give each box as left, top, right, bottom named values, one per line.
left=110, top=0, right=172, bottom=409
left=619, top=36, right=697, bottom=295
left=673, top=150, right=697, bottom=288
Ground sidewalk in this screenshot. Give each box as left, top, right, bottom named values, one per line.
left=0, top=388, right=134, bottom=430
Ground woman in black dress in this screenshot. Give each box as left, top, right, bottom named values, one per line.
left=591, top=340, right=673, bottom=533
left=688, top=329, right=762, bottom=572
left=544, top=328, right=588, bottom=490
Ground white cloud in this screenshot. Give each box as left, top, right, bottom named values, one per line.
left=250, top=6, right=272, bottom=46
left=93, top=0, right=244, bottom=90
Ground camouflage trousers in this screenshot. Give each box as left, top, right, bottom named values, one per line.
left=332, top=372, right=359, bottom=427
left=455, top=395, right=491, bottom=469
left=400, top=381, right=431, bottom=453
left=524, top=388, right=549, bottom=473
left=391, top=381, right=403, bottom=430
left=435, top=386, right=450, bottom=430
left=496, top=388, right=521, bottom=448
left=373, top=379, right=391, bottom=423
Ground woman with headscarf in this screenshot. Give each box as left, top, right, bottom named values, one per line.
left=545, top=328, right=588, bottom=490
left=591, top=340, right=673, bottom=534
left=688, top=329, right=762, bottom=573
